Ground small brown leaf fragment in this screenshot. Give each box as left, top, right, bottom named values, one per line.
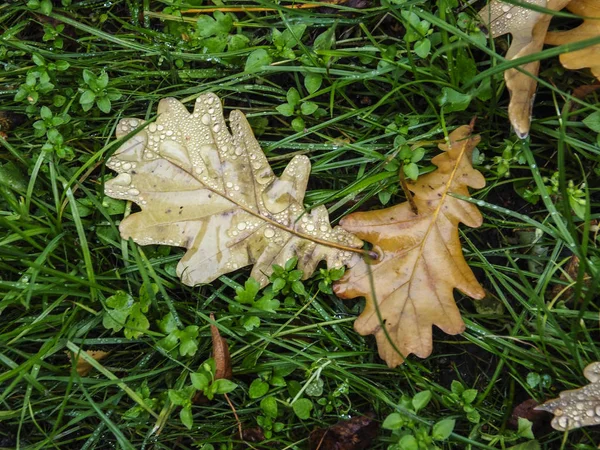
left=67, top=350, right=109, bottom=376
left=309, top=414, right=379, bottom=450
left=210, top=313, right=232, bottom=380
left=545, top=0, right=600, bottom=81
left=104, top=93, right=362, bottom=288
left=334, top=125, right=486, bottom=368
left=536, top=362, right=600, bottom=431
left=510, top=399, right=552, bottom=432
left=479, top=0, right=571, bottom=138
left=241, top=427, right=265, bottom=443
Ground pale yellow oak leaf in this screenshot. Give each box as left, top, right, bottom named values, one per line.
left=104, top=93, right=362, bottom=287
left=536, top=362, right=600, bottom=431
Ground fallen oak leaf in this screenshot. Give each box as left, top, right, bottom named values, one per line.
left=536, top=361, right=600, bottom=430
left=334, top=125, right=486, bottom=368
left=545, top=0, right=600, bottom=81
left=104, top=93, right=362, bottom=287
left=479, top=0, right=572, bottom=138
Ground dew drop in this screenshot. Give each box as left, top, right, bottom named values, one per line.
left=557, top=416, right=569, bottom=429
left=264, top=228, right=275, bottom=238
left=112, top=173, right=132, bottom=186
left=201, top=114, right=211, bottom=125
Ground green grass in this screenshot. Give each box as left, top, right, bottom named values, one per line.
left=0, top=0, right=599, bottom=449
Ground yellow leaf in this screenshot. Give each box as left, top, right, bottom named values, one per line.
left=545, top=0, right=600, bottom=81
left=104, top=93, right=362, bottom=287
left=334, top=125, right=486, bottom=368
left=479, top=0, right=572, bottom=138
left=536, top=361, right=600, bottom=431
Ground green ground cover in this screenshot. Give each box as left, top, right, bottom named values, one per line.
left=0, top=0, right=599, bottom=448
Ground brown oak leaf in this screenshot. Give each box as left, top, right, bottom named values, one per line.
left=545, top=0, right=600, bottom=81
left=104, top=93, right=362, bottom=287
left=479, top=0, right=572, bottom=138
left=333, top=125, right=486, bottom=368
left=536, top=361, right=600, bottom=431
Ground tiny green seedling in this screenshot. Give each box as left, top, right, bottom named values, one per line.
left=102, top=282, right=157, bottom=340
left=231, top=277, right=280, bottom=332
left=382, top=390, right=455, bottom=450
left=157, top=312, right=200, bottom=357
left=276, top=87, right=320, bottom=132
left=79, top=69, right=122, bottom=113
left=442, top=380, right=480, bottom=424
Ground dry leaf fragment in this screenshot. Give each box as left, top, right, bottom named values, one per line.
left=479, top=0, right=571, bottom=138
left=334, top=125, right=486, bottom=368
left=210, top=313, right=232, bottom=380
left=536, top=362, right=600, bottom=431
left=308, top=413, right=379, bottom=450
left=67, top=349, right=109, bottom=376
left=104, top=93, right=362, bottom=287
left=545, top=0, right=600, bottom=81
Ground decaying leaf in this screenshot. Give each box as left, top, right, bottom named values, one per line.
left=536, top=362, right=600, bottom=431
left=309, top=413, right=379, bottom=450
left=210, top=313, right=232, bottom=380
left=67, top=349, right=109, bottom=376
left=104, top=93, right=362, bottom=287
left=479, top=0, right=571, bottom=138
left=334, top=125, right=486, bottom=368
left=545, top=0, right=600, bottom=81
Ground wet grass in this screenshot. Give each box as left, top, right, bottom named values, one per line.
left=0, top=0, right=599, bottom=449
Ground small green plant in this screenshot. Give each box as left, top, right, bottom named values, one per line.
left=276, top=87, right=320, bottom=132
left=519, top=171, right=587, bottom=219
left=33, top=106, right=74, bottom=159
left=441, top=380, right=480, bottom=424
left=398, top=145, right=426, bottom=181
left=123, top=380, right=163, bottom=422
left=315, top=266, right=345, bottom=294
left=157, top=312, right=200, bottom=357
left=27, top=0, right=53, bottom=15
left=102, top=283, right=157, bottom=339
left=245, top=24, right=307, bottom=73
left=316, top=380, right=350, bottom=414
left=167, top=386, right=196, bottom=429
left=257, top=396, right=284, bottom=438
left=169, top=359, right=238, bottom=429
left=231, top=277, right=280, bottom=332
left=401, top=10, right=433, bottom=58
left=191, top=358, right=238, bottom=400
left=491, top=140, right=526, bottom=178
left=14, top=54, right=68, bottom=108
left=42, top=22, right=65, bottom=49
left=269, top=256, right=308, bottom=306
left=382, top=390, right=455, bottom=450
left=79, top=69, right=121, bottom=113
